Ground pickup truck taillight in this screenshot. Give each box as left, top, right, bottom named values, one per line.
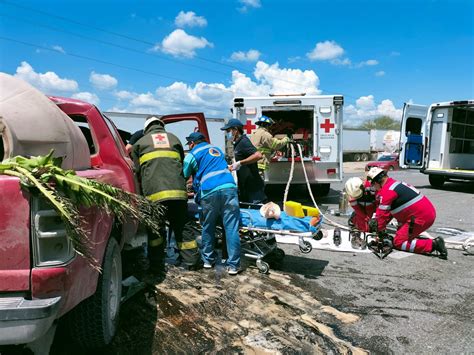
left=31, top=197, right=75, bottom=267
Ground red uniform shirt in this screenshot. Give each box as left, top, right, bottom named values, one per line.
left=349, top=180, right=376, bottom=232
left=375, top=177, right=436, bottom=231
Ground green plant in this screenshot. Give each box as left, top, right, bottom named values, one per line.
left=0, top=150, right=164, bottom=270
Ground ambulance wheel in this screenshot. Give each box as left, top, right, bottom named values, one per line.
left=256, top=260, right=270, bottom=274
left=429, top=175, right=445, bottom=188
left=273, top=248, right=285, bottom=260
left=299, top=240, right=312, bottom=254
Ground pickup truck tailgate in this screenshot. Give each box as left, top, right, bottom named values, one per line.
left=0, top=176, right=31, bottom=291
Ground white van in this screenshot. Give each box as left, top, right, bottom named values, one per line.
left=400, top=100, right=474, bottom=187
left=231, top=94, right=344, bottom=195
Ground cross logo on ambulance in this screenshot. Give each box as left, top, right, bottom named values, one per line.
left=320, top=118, right=335, bottom=133
left=244, top=119, right=256, bottom=134
left=152, top=133, right=170, bottom=148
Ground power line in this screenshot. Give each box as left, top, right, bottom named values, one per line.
left=0, top=0, right=357, bottom=97
left=0, top=13, right=231, bottom=78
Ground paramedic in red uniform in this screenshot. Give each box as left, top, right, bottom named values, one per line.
left=367, top=167, right=448, bottom=259
left=345, top=177, right=376, bottom=232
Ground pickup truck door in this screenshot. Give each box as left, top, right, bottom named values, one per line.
left=160, top=112, right=211, bottom=142
left=399, top=103, right=429, bottom=169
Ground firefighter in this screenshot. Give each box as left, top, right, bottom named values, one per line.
left=367, top=167, right=448, bottom=259
left=250, top=115, right=291, bottom=175
left=345, top=177, right=376, bottom=232
left=183, top=132, right=241, bottom=275
left=131, top=116, right=200, bottom=273
left=222, top=119, right=267, bottom=204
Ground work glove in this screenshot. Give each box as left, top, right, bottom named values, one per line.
left=229, top=161, right=241, bottom=171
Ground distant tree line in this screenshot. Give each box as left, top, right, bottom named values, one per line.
left=344, top=116, right=401, bottom=130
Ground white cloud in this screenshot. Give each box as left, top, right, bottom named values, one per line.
left=238, top=0, right=261, bottom=12
left=356, top=59, right=379, bottom=67
left=330, top=58, right=352, bottom=66
left=390, top=51, right=400, bottom=56
left=375, top=70, right=385, bottom=77
left=52, top=45, right=66, bottom=54
left=230, top=49, right=261, bottom=62
left=175, top=11, right=207, bottom=28
left=114, top=90, right=135, bottom=100
left=154, top=29, right=213, bottom=58
left=113, top=61, right=321, bottom=116
left=344, top=95, right=402, bottom=126
left=90, top=71, right=118, bottom=90
left=72, top=92, right=100, bottom=105
left=14, top=61, right=78, bottom=93
left=307, top=40, right=344, bottom=61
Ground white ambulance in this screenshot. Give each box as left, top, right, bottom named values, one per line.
left=400, top=100, right=474, bottom=187
left=231, top=94, right=344, bottom=196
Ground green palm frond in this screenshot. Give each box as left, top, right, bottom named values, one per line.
left=1, top=150, right=165, bottom=271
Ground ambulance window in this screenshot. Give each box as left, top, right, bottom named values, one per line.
left=405, top=117, right=422, bottom=136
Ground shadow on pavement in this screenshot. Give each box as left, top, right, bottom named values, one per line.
left=266, top=254, right=329, bottom=279
left=418, top=181, right=474, bottom=194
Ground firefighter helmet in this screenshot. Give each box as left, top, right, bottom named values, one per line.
left=256, top=115, right=275, bottom=126
left=144, top=116, right=164, bottom=130
left=367, top=167, right=386, bottom=184
left=345, top=177, right=364, bottom=199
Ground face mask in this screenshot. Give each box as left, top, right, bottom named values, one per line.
left=226, top=131, right=233, bottom=140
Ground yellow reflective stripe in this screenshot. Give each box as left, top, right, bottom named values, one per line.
left=178, top=240, right=198, bottom=250
left=147, top=190, right=187, bottom=201
left=139, top=150, right=180, bottom=165
left=258, top=147, right=272, bottom=154
left=149, top=236, right=164, bottom=247
left=258, top=163, right=268, bottom=170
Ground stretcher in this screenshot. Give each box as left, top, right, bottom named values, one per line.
left=238, top=208, right=323, bottom=273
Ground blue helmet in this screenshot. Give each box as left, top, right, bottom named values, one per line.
left=256, top=115, right=274, bottom=126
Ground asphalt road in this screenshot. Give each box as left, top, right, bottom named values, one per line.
left=277, top=167, right=474, bottom=354
left=15, top=166, right=474, bottom=354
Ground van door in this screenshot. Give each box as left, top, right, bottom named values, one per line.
left=399, top=103, right=429, bottom=169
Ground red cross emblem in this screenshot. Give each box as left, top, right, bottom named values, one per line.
left=320, top=118, right=335, bottom=133
left=244, top=119, right=256, bottom=134
left=155, top=134, right=166, bottom=141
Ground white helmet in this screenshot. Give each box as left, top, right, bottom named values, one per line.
left=367, top=167, right=386, bottom=183
left=345, top=177, right=364, bottom=199
left=144, top=116, right=164, bottom=130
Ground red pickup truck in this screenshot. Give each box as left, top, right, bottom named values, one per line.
left=0, top=74, right=210, bottom=349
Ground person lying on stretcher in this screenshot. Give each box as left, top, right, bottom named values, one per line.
left=240, top=202, right=322, bottom=236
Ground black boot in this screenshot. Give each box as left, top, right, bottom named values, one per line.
left=432, top=237, right=448, bottom=260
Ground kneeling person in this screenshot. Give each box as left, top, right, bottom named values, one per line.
left=367, top=167, right=447, bottom=259
left=345, top=177, right=376, bottom=232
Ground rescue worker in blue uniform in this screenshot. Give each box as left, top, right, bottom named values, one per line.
left=221, top=119, right=267, bottom=204
left=183, top=132, right=241, bottom=275
left=132, top=116, right=200, bottom=273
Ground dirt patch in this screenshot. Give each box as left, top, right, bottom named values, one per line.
left=110, top=266, right=367, bottom=354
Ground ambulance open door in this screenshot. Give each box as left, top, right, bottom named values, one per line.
left=399, top=103, right=429, bottom=169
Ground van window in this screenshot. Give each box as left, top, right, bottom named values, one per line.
left=449, top=108, right=474, bottom=154
left=405, top=117, right=422, bottom=136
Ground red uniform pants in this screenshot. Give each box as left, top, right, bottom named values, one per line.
left=393, top=216, right=434, bottom=254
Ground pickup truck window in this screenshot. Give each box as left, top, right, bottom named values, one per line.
left=0, top=134, right=4, bottom=160
left=103, top=114, right=127, bottom=157
left=70, top=114, right=98, bottom=155
left=164, top=120, right=200, bottom=152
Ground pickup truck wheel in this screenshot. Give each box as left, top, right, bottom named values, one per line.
left=67, top=237, right=122, bottom=348
left=429, top=175, right=445, bottom=188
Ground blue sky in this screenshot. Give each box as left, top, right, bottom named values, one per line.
left=1, top=0, right=473, bottom=134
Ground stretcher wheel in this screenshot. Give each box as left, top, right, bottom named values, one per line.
left=312, top=231, right=323, bottom=241
left=299, top=240, right=312, bottom=254
left=273, top=248, right=285, bottom=260
left=256, top=260, right=270, bottom=274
